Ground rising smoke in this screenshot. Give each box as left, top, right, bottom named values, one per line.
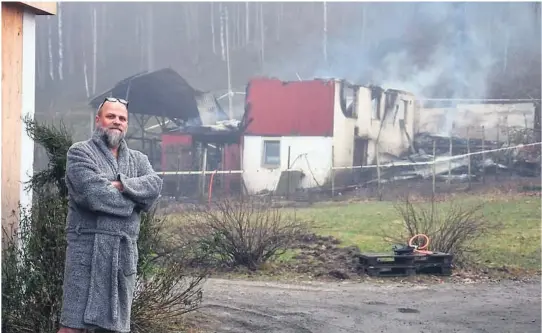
left=264, top=2, right=541, bottom=101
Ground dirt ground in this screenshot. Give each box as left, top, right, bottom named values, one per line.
left=195, top=278, right=541, bottom=333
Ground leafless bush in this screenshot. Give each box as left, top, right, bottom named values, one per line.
left=179, top=198, right=307, bottom=271
left=131, top=210, right=207, bottom=333
left=384, top=197, right=495, bottom=266
left=131, top=259, right=205, bottom=333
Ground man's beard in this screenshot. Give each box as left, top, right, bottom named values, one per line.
left=96, top=125, right=125, bottom=148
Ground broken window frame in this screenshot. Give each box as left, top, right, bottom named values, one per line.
left=393, top=99, right=408, bottom=125
left=403, top=100, right=409, bottom=122
left=370, top=86, right=384, bottom=121
left=339, top=81, right=357, bottom=119
left=371, top=96, right=380, bottom=120
left=261, top=139, right=281, bottom=168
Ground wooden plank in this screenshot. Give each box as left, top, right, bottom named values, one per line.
left=360, top=252, right=451, bottom=259
left=365, top=266, right=416, bottom=277
left=2, top=3, right=24, bottom=237
left=18, top=2, right=56, bottom=15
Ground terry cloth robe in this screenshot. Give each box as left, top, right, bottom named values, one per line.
left=60, top=130, right=163, bottom=333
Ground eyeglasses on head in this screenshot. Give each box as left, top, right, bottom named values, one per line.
left=103, top=97, right=129, bottom=107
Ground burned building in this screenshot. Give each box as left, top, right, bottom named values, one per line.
left=90, top=69, right=419, bottom=198
left=240, top=78, right=416, bottom=194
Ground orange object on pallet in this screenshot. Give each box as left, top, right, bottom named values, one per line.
left=408, top=234, right=434, bottom=255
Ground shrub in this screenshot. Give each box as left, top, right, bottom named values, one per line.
left=2, top=117, right=205, bottom=333
left=384, top=196, right=493, bottom=267
left=2, top=194, right=68, bottom=333
left=179, top=198, right=306, bottom=271
left=2, top=117, right=71, bottom=333
left=131, top=210, right=206, bottom=333
left=23, top=115, right=72, bottom=197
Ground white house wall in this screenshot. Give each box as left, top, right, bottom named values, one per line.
left=364, top=90, right=415, bottom=163
left=20, top=10, right=36, bottom=210
left=242, top=136, right=333, bottom=194
left=332, top=82, right=357, bottom=169
left=332, top=81, right=416, bottom=167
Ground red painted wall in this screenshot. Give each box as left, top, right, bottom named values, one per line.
left=245, top=78, right=335, bottom=136
left=222, top=143, right=241, bottom=192
left=161, top=133, right=242, bottom=193
left=161, top=134, right=192, bottom=171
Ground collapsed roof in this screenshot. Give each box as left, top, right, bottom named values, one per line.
left=89, top=68, right=204, bottom=122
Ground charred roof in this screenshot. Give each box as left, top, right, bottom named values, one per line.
left=89, top=68, right=202, bottom=122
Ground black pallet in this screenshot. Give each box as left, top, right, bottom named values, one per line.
left=417, top=265, right=453, bottom=276
left=359, top=252, right=454, bottom=277
left=365, top=265, right=416, bottom=277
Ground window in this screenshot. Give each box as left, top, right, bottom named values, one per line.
left=371, top=96, right=380, bottom=120
left=339, top=82, right=357, bottom=118
left=393, top=102, right=404, bottom=124
left=262, top=140, right=281, bottom=167
left=403, top=100, right=409, bottom=122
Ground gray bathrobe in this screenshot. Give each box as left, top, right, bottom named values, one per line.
left=60, top=130, right=163, bottom=332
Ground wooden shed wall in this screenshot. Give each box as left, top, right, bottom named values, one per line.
left=2, top=3, right=24, bottom=235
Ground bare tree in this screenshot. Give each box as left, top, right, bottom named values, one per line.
left=137, top=4, right=145, bottom=71
left=32, top=2, right=542, bottom=122
left=57, top=2, right=63, bottom=81
left=259, top=3, right=265, bottom=69
left=323, top=1, right=328, bottom=64
left=225, top=7, right=233, bottom=119
left=47, top=16, right=54, bottom=81
left=91, top=5, right=97, bottom=95
left=211, top=2, right=216, bottom=54
left=64, top=5, right=74, bottom=77
left=236, top=3, right=241, bottom=48
left=220, top=3, right=226, bottom=61
left=147, top=4, right=154, bottom=71
left=83, top=48, right=90, bottom=99
left=502, top=3, right=510, bottom=72
left=99, top=3, right=107, bottom=71
left=245, top=2, right=250, bottom=45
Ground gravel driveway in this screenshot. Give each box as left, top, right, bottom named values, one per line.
left=197, top=278, right=541, bottom=333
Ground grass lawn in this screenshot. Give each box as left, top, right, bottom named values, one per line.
left=289, top=195, right=541, bottom=270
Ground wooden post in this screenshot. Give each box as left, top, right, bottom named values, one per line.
left=240, top=140, right=245, bottom=199
left=495, top=122, right=500, bottom=181
left=200, top=144, right=208, bottom=199
left=286, top=146, right=291, bottom=199
left=534, top=101, right=541, bottom=143
left=481, top=126, right=486, bottom=184
left=506, top=117, right=512, bottom=177
left=447, top=124, right=453, bottom=186
left=376, top=144, right=382, bottom=201
left=331, top=145, right=335, bottom=198
left=175, top=153, right=182, bottom=198
left=432, top=140, right=436, bottom=199
left=467, top=127, right=471, bottom=190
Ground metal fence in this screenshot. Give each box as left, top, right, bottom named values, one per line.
left=158, top=129, right=541, bottom=204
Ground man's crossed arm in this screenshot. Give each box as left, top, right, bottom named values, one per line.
left=117, top=151, right=163, bottom=212
left=65, top=145, right=163, bottom=217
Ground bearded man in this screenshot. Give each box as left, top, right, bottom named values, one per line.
left=58, top=97, right=163, bottom=333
